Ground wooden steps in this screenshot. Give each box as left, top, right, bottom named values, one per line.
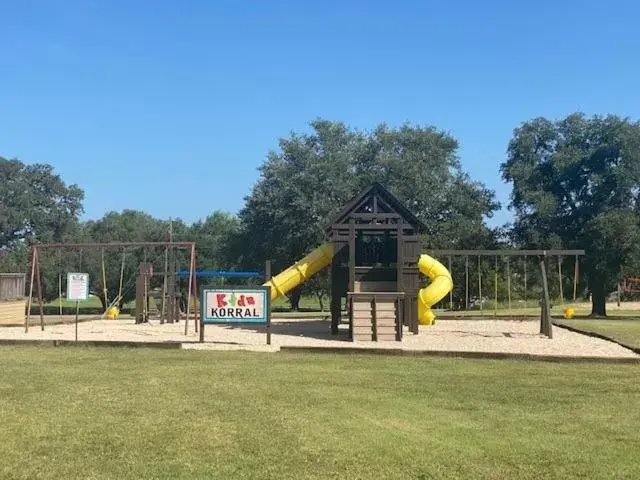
left=349, top=291, right=404, bottom=342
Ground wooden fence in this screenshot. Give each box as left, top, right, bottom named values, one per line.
left=0, top=273, right=25, bottom=300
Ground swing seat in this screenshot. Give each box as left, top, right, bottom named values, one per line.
left=106, top=306, right=120, bottom=319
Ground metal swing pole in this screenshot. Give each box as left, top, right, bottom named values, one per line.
left=465, top=255, right=469, bottom=311
left=478, top=256, right=483, bottom=317
left=573, top=254, right=579, bottom=301
left=506, top=256, right=512, bottom=314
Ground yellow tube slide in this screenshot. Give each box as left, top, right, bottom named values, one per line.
left=417, top=254, right=453, bottom=325
left=263, top=243, right=334, bottom=301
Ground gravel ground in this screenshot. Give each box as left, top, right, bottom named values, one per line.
left=1, top=316, right=638, bottom=358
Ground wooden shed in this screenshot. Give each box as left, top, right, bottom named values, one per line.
left=326, top=183, right=425, bottom=341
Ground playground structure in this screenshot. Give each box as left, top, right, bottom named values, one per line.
left=25, top=241, right=197, bottom=333
left=258, top=184, right=586, bottom=341
left=262, top=183, right=453, bottom=342
left=16, top=183, right=590, bottom=345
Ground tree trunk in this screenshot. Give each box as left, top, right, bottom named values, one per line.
left=589, top=278, right=607, bottom=317
left=317, top=293, right=324, bottom=312
left=289, top=289, right=301, bottom=311
left=97, top=291, right=108, bottom=311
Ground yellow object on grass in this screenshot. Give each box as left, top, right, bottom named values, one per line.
left=417, top=254, right=453, bottom=325
left=563, top=307, right=575, bottom=319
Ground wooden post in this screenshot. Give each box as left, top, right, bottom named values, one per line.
left=185, top=243, right=195, bottom=335
left=330, top=244, right=342, bottom=335
left=539, top=256, right=553, bottom=339
left=349, top=219, right=356, bottom=340
left=193, top=276, right=199, bottom=334
left=506, top=257, right=511, bottom=313
left=573, top=255, right=579, bottom=301
left=493, top=256, right=498, bottom=317
left=558, top=256, right=564, bottom=305
left=160, top=247, right=168, bottom=324
left=26, top=246, right=37, bottom=333
left=478, top=256, right=483, bottom=316
left=448, top=255, right=453, bottom=311
left=192, top=249, right=198, bottom=333
left=265, top=260, right=272, bottom=345
left=396, top=223, right=403, bottom=293
left=371, top=296, right=377, bottom=342
left=75, top=299, right=80, bottom=341
left=58, top=273, right=63, bottom=322
left=348, top=218, right=355, bottom=292
left=465, top=255, right=469, bottom=311
left=396, top=222, right=409, bottom=334
left=396, top=296, right=403, bottom=341
left=35, top=253, right=44, bottom=331
left=523, top=255, right=528, bottom=314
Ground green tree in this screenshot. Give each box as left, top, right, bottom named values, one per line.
left=189, top=211, right=240, bottom=271
left=501, top=113, right=640, bottom=316
left=238, top=119, right=500, bottom=309
left=0, top=157, right=85, bottom=303
left=82, top=211, right=174, bottom=309
left=0, top=157, right=84, bottom=249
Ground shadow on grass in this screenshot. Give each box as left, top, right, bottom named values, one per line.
left=220, top=319, right=350, bottom=342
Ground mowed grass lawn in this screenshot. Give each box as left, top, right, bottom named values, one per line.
left=556, top=318, right=640, bottom=349
left=1, top=349, right=639, bottom=480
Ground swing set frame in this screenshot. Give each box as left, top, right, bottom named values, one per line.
left=25, top=241, right=197, bottom=334
left=426, top=249, right=586, bottom=338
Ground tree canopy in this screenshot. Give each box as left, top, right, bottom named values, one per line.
left=237, top=119, right=501, bottom=308
left=501, top=113, right=640, bottom=316
left=0, top=157, right=84, bottom=250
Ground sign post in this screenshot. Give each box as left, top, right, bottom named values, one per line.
left=200, top=286, right=271, bottom=345
left=67, top=272, right=89, bottom=341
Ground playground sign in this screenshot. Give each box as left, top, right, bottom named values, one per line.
left=202, top=287, right=269, bottom=323
left=200, top=286, right=271, bottom=344
left=66, top=273, right=89, bottom=301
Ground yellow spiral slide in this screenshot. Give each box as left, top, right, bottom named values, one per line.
left=263, top=243, right=334, bottom=301
left=417, top=254, right=454, bottom=325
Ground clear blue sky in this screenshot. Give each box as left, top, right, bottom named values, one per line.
left=2, top=0, right=638, bottom=227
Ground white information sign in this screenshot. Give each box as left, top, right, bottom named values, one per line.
left=67, top=273, right=89, bottom=301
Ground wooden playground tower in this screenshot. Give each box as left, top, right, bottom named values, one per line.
left=322, top=183, right=586, bottom=341
left=327, top=183, right=426, bottom=341
left=134, top=244, right=183, bottom=324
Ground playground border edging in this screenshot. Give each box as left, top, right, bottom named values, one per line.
left=0, top=338, right=182, bottom=349
left=1, top=338, right=639, bottom=363
left=278, top=345, right=640, bottom=363
left=552, top=321, right=640, bottom=355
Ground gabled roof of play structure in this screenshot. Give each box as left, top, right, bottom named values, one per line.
left=326, top=182, right=427, bottom=233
